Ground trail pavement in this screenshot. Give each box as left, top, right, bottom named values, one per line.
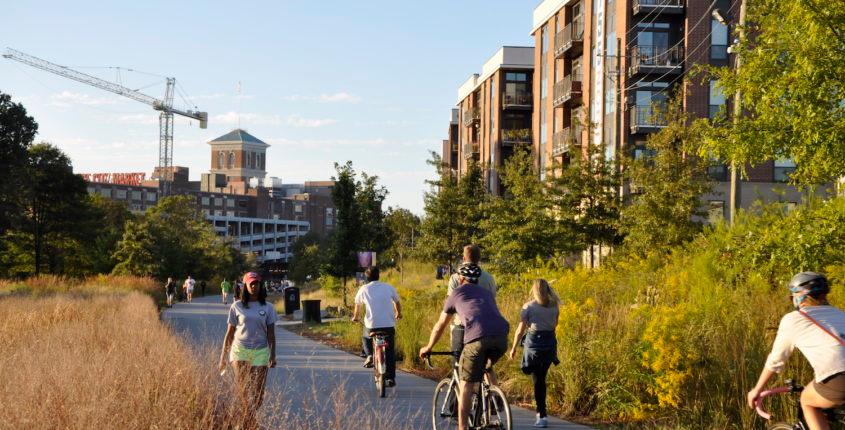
left=163, top=294, right=591, bottom=429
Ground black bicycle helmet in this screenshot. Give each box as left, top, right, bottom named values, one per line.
left=788, top=272, right=830, bottom=297
left=457, top=263, right=482, bottom=284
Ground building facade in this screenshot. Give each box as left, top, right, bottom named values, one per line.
left=454, top=46, right=534, bottom=195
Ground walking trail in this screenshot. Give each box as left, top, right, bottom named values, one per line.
left=163, top=294, right=591, bottom=429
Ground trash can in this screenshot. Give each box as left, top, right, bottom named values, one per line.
left=283, top=286, right=300, bottom=315
left=302, top=299, right=321, bottom=324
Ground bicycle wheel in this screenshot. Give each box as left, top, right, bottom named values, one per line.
left=432, top=378, right=459, bottom=430
left=766, top=423, right=796, bottom=430
left=486, top=386, right=512, bottom=430
left=376, top=372, right=385, bottom=398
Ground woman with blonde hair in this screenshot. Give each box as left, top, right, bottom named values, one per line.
left=508, top=279, right=560, bottom=428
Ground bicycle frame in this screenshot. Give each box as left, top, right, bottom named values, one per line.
left=373, top=333, right=388, bottom=376
left=756, top=379, right=845, bottom=428
left=428, top=352, right=501, bottom=429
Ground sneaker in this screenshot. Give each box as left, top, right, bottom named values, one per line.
left=363, top=355, right=374, bottom=368
left=386, top=379, right=396, bottom=387
left=533, top=415, right=548, bottom=428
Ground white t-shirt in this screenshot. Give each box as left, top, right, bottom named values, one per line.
left=185, top=278, right=196, bottom=291
left=354, top=281, right=400, bottom=329
left=765, top=306, right=845, bottom=382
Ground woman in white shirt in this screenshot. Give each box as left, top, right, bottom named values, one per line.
left=748, top=272, right=845, bottom=430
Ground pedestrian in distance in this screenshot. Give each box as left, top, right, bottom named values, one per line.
left=219, top=272, right=278, bottom=429
left=508, top=279, right=561, bottom=428
left=184, top=275, right=196, bottom=303
left=200, top=280, right=207, bottom=297
left=351, top=266, right=402, bottom=387
left=221, top=278, right=233, bottom=304
left=164, top=277, right=176, bottom=307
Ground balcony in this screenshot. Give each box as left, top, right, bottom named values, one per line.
left=552, top=75, right=583, bottom=107
left=632, top=0, right=684, bottom=15
left=628, top=45, right=684, bottom=77
left=462, top=106, right=480, bottom=127
left=462, top=141, right=480, bottom=159
left=554, top=19, right=585, bottom=58
left=552, top=127, right=582, bottom=156
left=503, top=91, right=532, bottom=109
left=630, top=105, right=668, bottom=133
left=502, top=128, right=531, bottom=146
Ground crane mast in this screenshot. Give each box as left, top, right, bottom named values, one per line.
left=3, top=47, right=208, bottom=196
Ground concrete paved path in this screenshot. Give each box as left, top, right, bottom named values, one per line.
left=163, top=295, right=591, bottom=429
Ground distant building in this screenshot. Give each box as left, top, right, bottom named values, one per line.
left=82, top=128, right=336, bottom=266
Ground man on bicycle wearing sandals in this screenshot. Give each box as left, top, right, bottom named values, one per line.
left=748, top=272, right=845, bottom=430
left=420, top=263, right=509, bottom=430
left=352, top=266, right=402, bottom=387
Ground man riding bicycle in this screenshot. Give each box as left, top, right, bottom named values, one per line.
left=351, top=266, right=402, bottom=387
left=447, top=245, right=497, bottom=362
left=420, top=263, right=509, bottom=430
left=748, top=272, right=845, bottom=430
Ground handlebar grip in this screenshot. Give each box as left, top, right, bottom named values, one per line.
left=754, top=386, right=791, bottom=420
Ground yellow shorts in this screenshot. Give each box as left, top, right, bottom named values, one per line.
left=229, top=344, right=270, bottom=367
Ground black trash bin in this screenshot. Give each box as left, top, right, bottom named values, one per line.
left=283, top=286, right=300, bottom=315
left=302, top=299, right=321, bottom=324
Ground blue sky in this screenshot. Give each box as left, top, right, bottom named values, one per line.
left=1, top=1, right=535, bottom=213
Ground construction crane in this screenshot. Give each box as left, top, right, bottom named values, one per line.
left=3, top=47, right=208, bottom=196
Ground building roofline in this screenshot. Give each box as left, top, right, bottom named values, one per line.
left=457, top=46, right=534, bottom=104
left=531, top=0, right=572, bottom=35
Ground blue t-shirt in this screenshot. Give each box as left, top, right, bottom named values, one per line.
left=443, top=283, right=509, bottom=344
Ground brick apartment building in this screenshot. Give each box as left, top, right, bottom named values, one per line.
left=454, top=46, right=534, bottom=195
left=83, top=129, right=336, bottom=264
left=445, top=0, right=815, bottom=221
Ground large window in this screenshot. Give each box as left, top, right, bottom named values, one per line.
left=504, top=72, right=530, bottom=106
left=774, top=158, right=796, bottom=182
left=711, top=19, right=729, bottom=60
left=228, top=151, right=235, bottom=169
left=541, top=25, right=548, bottom=99
left=218, top=151, right=224, bottom=169
left=709, top=80, right=726, bottom=118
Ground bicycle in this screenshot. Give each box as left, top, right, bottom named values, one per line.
left=425, top=351, right=512, bottom=430
left=755, top=378, right=845, bottom=429
left=370, top=329, right=391, bottom=398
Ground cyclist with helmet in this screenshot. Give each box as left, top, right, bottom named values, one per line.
left=748, top=272, right=845, bottom=430
left=420, top=263, right=509, bottom=430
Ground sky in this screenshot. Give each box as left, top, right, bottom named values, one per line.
left=1, top=1, right=536, bottom=214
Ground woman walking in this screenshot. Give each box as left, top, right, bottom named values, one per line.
left=219, top=272, right=278, bottom=429
left=508, top=279, right=560, bottom=428
left=164, top=277, right=176, bottom=307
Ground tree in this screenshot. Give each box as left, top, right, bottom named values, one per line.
left=86, top=195, right=133, bottom=274
left=17, top=143, right=90, bottom=275
left=620, top=97, right=713, bottom=257
left=384, top=207, right=421, bottom=280
left=418, top=153, right=488, bottom=270
left=695, top=0, right=845, bottom=185
left=481, top=146, right=567, bottom=272
left=327, top=161, right=360, bottom=307
left=288, top=231, right=327, bottom=285
left=548, top=139, right=622, bottom=267
left=356, top=171, right=390, bottom=254
left=0, top=92, right=37, bottom=234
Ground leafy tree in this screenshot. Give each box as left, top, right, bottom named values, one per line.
left=0, top=92, right=37, bottom=234
left=620, top=97, right=713, bottom=257
left=288, top=231, right=327, bottom=285
left=383, top=207, right=421, bottom=279
left=356, top=171, right=390, bottom=254
left=694, top=0, right=845, bottom=185
left=86, top=195, right=133, bottom=274
left=327, top=161, right=360, bottom=307
left=481, top=146, right=566, bottom=272
left=418, top=153, right=488, bottom=270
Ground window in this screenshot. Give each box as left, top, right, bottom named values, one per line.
left=116, top=189, right=127, bottom=199
left=130, top=190, right=141, bottom=201
left=214, top=197, right=223, bottom=207
left=708, top=200, right=726, bottom=223
left=541, top=25, right=548, bottom=99
left=218, top=151, right=224, bottom=169
left=226, top=198, right=235, bottom=208
left=147, top=192, right=157, bottom=202
left=201, top=196, right=210, bottom=206
left=228, top=151, right=235, bottom=169
left=295, top=204, right=303, bottom=213
left=709, top=80, right=726, bottom=119
left=572, top=58, right=582, bottom=81
left=100, top=188, right=112, bottom=198
left=711, top=19, right=729, bottom=60
left=774, top=158, right=796, bottom=182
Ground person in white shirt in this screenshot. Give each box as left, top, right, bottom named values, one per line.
left=351, top=266, right=402, bottom=387
left=748, top=272, right=845, bottom=430
left=184, top=276, right=196, bottom=303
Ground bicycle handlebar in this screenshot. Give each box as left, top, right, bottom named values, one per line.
left=754, top=386, right=792, bottom=420
left=422, top=351, right=459, bottom=369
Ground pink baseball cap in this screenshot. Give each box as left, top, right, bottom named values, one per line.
left=242, top=272, right=261, bottom=285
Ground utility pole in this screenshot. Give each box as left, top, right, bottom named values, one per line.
left=728, top=0, right=747, bottom=224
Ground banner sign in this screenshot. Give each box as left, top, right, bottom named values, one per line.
left=80, top=172, right=147, bottom=186
left=357, top=251, right=377, bottom=268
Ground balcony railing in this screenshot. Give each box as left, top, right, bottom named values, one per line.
left=630, top=105, right=668, bottom=133
left=502, top=128, right=532, bottom=145
left=462, top=106, right=480, bottom=127
left=632, top=0, right=684, bottom=15
left=628, top=45, right=684, bottom=77
left=552, top=127, right=582, bottom=156
left=554, top=19, right=585, bottom=58
left=552, top=75, right=583, bottom=107
left=462, top=141, right=480, bottom=159
left=503, top=91, right=532, bottom=108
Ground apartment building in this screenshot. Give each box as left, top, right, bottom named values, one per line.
left=531, top=0, right=808, bottom=219
left=454, top=46, right=534, bottom=195
left=441, top=108, right=460, bottom=173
